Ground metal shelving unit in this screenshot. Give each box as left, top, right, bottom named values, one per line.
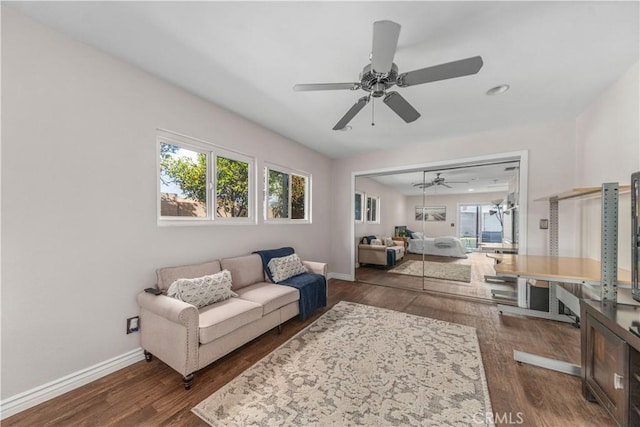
left=497, top=183, right=624, bottom=375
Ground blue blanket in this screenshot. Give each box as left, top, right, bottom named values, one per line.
left=253, top=247, right=327, bottom=321
left=387, top=247, right=397, bottom=266
left=279, top=273, right=327, bottom=321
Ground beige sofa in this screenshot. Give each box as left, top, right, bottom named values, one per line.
left=358, top=240, right=405, bottom=267
left=137, top=253, right=327, bottom=389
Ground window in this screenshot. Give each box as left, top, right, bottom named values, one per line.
left=366, top=195, right=380, bottom=223
left=265, top=164, right=310, bottom=222
left=158, top=132, right=254, bottom=224
left=160, top=143, right=208, bottom=218
left=215, top=154, right=251, bottom=219
left=354, top=192, right=364, bottom=222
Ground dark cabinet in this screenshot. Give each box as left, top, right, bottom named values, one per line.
left=582, top=300, right=640, bottom=427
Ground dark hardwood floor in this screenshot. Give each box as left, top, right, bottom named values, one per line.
left=4, top=280, right=613, bottom=426
left=356, top=251, right=517, bottom=303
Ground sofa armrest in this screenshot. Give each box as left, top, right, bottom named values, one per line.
left=137, top=292, right=198, bottom=326
left=136, top=292, right=200, bottom=377
left=302, top=260, right=327, bottom=277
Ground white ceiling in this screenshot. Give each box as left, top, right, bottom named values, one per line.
left=7, top=1, right=639, bottom=160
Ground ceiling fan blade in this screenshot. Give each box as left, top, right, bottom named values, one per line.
left=447, top=180, right=469, bottom=184
left=333, top=96, right=369, bottom=130
left=371, top=20, right=401, bottom=74
left=397, top=56, right=484, bottom=87
left=441, top=183, right=453, bottom=189
left=383, top=91, right=420, bottom=123
left=293, top=83, right=360, bottom=91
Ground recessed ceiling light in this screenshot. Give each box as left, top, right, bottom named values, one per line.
left=339, top=125, right=352, bottom=131
left=486, top=84, right=510, bottom=96
left=468, top=189, right=474, bottom=192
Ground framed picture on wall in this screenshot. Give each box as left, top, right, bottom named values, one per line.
left=415, top=206, right=446, bottom=221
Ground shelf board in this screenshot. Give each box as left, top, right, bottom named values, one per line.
left=535, top=185, right=630, bottom=202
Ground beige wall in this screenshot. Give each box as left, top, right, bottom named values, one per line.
left=1, top=8, right=332, bottom=400
left=574, top=62, right=640, bottom=269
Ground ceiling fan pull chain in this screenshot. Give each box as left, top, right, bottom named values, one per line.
left=371, top=96, right=375, bottom=126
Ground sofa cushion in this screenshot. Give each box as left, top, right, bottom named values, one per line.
left=267, top=253, right=307, bottom=283
left=167, top=270, right=238, bottom=309
left=235, top=283, right=299, bottom=316
left=198, top=298, right=263, bottom=344
left=156, top=260, right=222, bottom=292
left=220, top=254, right=265, bottom=291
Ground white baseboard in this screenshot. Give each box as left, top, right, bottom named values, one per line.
left=328, top=272, right=353, bottom=281
left=0, top=347, right=145, bottom=420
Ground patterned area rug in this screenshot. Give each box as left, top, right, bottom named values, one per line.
left=192, top=301, right=493, bottom=426
left=389, top=260, right=472, bottom=283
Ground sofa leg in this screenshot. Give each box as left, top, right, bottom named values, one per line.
left=183, top=373, right=194, bottom=390
left=277, top=324, right=282, bottom=334
left=144, top=350, right=153, bottom=362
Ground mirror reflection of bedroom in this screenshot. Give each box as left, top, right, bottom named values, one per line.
left=355, top=160, right=520, bottom=302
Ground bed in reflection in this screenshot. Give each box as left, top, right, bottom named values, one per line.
left=407, top=235, right=468, bottom=258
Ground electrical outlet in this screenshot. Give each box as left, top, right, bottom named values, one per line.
left=126, top=316, right=139, bottom=334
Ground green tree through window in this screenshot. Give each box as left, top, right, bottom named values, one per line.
left=268, top=170, right=289, bottom=218
left=216, top=156, right=249, bottom=217
left=291, top=175, right=306, bottom=219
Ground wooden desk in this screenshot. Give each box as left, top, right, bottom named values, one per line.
left=489, top=254, right=636, bottom=379
left=493, top=255, right=631, bottom=285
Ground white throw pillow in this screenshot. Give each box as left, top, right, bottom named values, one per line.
left=411, top=232, right=425, bottom=239
left=268, top=253, right=307, bottom=283
left=371, top=238, right=383, bottom=246
left=434, top=237, right=454, bottom=248
left=167, top=269, right=237, bottom=308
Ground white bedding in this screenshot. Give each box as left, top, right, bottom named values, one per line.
left=407, top=236, right=468, bottom=258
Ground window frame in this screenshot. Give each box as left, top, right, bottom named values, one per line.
left=264, top=163, right=311, bottom=224
left=366, top=194, right=380, bottom=224
left=157, top=130, right=256, bottom=226
left=355, top=191, right=364, bottom=223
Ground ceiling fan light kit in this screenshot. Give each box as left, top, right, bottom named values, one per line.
left=294, top=20, right=484, bottom=130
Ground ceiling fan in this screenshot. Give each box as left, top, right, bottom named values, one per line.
left=412, top=173, right=469, bottom=189
left=293, top=20, right=483, bottom=130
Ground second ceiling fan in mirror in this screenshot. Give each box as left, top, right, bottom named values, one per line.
left=413, top=173, right=468, bottom=189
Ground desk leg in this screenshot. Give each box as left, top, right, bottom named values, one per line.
left=513, top=350, right=581, bottom=376
left=484, top=275, right=516, bottom=283
left=497, top=304, right=576, bottom=323
left=491, top=289, right=517, bottom=299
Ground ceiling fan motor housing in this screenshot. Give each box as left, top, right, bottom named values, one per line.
left=360, top=63, right=398, bottom=97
